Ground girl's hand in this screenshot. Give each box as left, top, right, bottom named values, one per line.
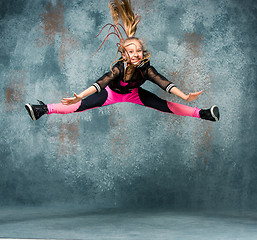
left=186, top=90, right=203, bottom=102
left=61, top=93, right=82, bottom=105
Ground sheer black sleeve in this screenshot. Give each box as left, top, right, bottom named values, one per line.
left=92, top=66, right=120, bottom=92
left=147, top=66, right=176, bottom=93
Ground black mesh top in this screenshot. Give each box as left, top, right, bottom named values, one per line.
left=92, top=60, right=175, bottom=94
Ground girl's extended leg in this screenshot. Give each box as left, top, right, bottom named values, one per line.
left=26, top=87, right=134, bottom=121
left=137, top=88, right=200, bottom=118
left=25, top=89, right=109, bottom=121
left=47, top=89, right=109, bottom=114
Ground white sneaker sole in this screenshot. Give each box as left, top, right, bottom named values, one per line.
left=210, top=105, right=219, bottom=121
left=25, top=104, right=36, bottom=121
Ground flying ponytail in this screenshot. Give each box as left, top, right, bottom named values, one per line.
left=109, top=0, right=141, bottom=38
left=93, top=0, right=151, bottom=69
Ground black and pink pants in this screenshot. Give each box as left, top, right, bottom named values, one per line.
left=47, top=86, right=200, bottom=118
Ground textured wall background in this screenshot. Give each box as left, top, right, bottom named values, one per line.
left=0, top=0, right=256, bottom=210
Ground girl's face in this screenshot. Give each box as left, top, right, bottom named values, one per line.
left=123, top=39, right=143, bottom=65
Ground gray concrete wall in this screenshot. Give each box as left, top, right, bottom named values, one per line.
left=0, top=0, right=256, bottom=210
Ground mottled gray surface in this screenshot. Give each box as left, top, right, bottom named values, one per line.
left=0, top=0, right=256, bottom=212
left=1, top=207, right=257, bottom=240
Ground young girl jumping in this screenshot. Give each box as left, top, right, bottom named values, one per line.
left=25, top=0, right=219, bottom=122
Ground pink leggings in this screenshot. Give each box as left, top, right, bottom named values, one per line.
left=47, top=86, right=200, bottom=118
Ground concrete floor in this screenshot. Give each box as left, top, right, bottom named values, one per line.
left=0, top=206, right=257, bottom=240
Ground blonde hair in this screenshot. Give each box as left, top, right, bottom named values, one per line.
left=94, top=0, right=151, bottom=72
left=109, top=0, right=141, bottom=38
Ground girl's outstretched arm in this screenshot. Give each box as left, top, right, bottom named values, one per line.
left=170, top=87, right=203, bottom=102
left=147, top=67, right=203, bottom=101
left=61, top=86, right=97, bottom=105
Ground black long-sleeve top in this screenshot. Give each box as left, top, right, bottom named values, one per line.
left=92, top=60, right=176, bottom=94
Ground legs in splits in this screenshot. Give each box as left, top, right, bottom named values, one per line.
left=25, top=87, right=219, bottom=121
